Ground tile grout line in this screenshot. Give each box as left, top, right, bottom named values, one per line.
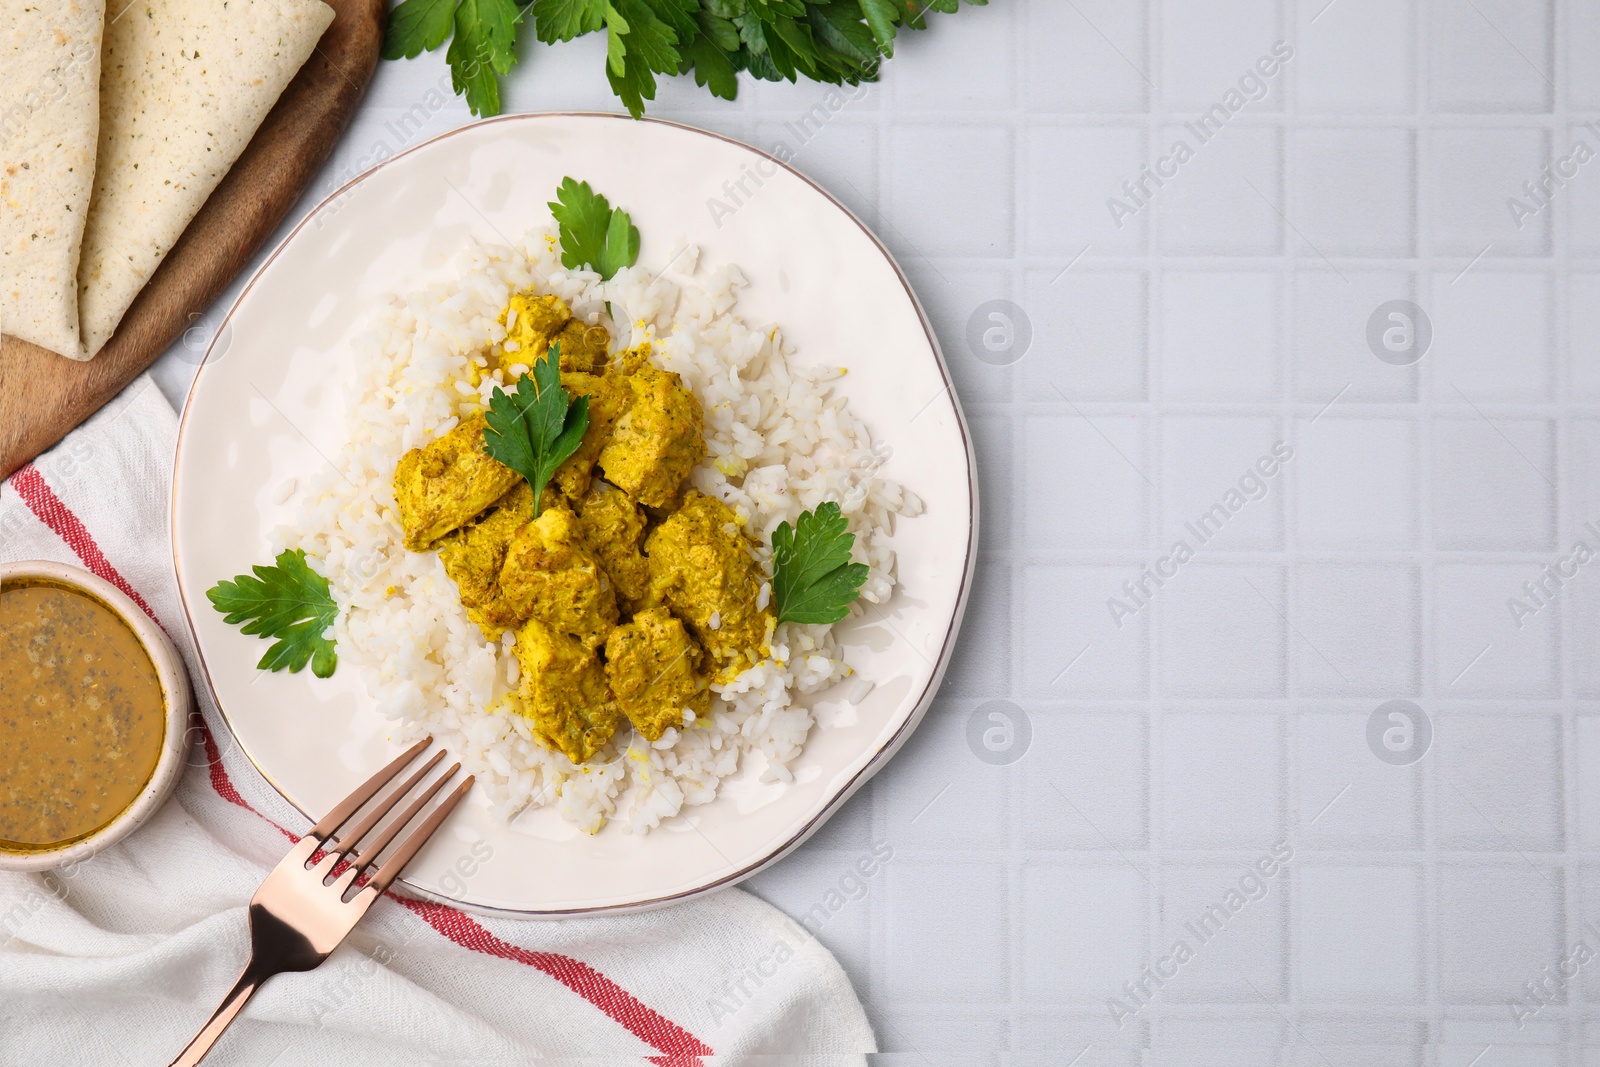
left=1008, top=2, right=1026, bottom=1049
left=1551, top=0, right=1583, bottom=1043
left=1283, top=0, right=1302, bottom=1029
left=1415, top=0, right=1442, bottom=1048
left=1144, top=0, right=1165, bottom=1043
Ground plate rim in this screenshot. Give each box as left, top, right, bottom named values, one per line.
left=170, top=111, right=980, bottom=917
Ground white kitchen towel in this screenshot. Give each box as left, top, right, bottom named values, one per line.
left=0, top=376, right=874, bottom=1066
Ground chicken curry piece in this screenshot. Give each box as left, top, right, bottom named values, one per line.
left=512, top=619, right=619, bottom=763
left=576, top=480, right=653, bottom=613
left=394, top=415, right=521, bottom=551
left=552, top=370, right=631, bottom=501
left=435, top=482, right=535, bottom=640
left=598, top=362, right=707, bottom=509
left=646, top=491, right=776, bottom=683
left=394, top=286, right=774, bottom=768
left=605, top=607, right=711, bottom=741
left=499, top=505, right=618, bottom=650
left=498, top=292, right=609, bottom=374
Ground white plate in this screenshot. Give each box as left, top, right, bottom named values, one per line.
left=172, top=113, right=976, bottom=916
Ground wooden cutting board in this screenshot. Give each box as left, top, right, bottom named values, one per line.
left=0, top=0, right=386, bottom=480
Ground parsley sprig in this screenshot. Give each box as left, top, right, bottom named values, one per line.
left=482, top=345, right=591, bottom=516
left=381, top=0, right=988, bottom=118
left=207, top=549, right=340, bottom=678
left=550, top=178, right=640, bottom=279
left=771, top=501, right=869, bottom=625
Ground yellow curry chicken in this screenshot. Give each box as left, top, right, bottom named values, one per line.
left=393, top=292, right=774, bottom=764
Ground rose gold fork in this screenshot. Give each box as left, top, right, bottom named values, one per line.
left=168, top=738, right=473, bottom=1066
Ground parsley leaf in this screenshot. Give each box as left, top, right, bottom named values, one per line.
left=771, top=501, right=869, bottom=626
left=607, top=47, right=659, bottom=117
left=531, top=0, right=604, bottom=42
left=548, top=177, right=640, bottom=279
left=446, top=0, right=521, bottom=116
left=809, top=2, right=878, bottom=66
left=857, top=0, right=898, bottom=54
left=482, top=345, right=590, bottom=517
left=603, top=0, right=630, bottom=75
left=447, top=33, right=501, bottom=116
left=598, top=0, right=686, bottom=118
left=696, top=9, right=742, bottom=51
left=207, top=549, right=340, bottom=678
left=604, top=207, right=641, bottom=275
left=615, top=0, right=681, bottom=72
left=383, top=0, right=459, bottom=59
left=682, top=30, right=739, bottom=99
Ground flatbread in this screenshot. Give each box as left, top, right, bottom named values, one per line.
left=0, top=0, right=105, bottom=358
left=75, top=0, right=335, bottom=360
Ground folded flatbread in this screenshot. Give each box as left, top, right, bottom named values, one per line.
left=74, top=0, right=334, bottom=359
left=0, top=0, right=105, bottom=358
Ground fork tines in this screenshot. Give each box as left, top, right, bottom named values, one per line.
left=308, top=737, right=474, bottom=896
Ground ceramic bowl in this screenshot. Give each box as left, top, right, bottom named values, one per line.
left=0, top=560, right=193, bottom=873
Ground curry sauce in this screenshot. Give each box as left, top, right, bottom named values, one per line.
left=0, top=580, right=166, bottom=852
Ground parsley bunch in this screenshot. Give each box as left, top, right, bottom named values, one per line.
left=382, top=0, right=988, bottom=118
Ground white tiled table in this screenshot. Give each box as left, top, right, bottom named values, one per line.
left=152, top=1, right=1600, bottom=1059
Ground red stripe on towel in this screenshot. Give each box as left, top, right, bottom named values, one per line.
left=10, top=463, right=160, bottom=624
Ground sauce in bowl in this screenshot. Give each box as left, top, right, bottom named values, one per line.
left=0, top=579, right=168, bottom=853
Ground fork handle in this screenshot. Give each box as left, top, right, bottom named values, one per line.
left=167, top=962, right=272, bottom=1066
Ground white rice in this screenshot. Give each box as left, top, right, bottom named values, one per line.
left=277, top=222, right=921, bottom=835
